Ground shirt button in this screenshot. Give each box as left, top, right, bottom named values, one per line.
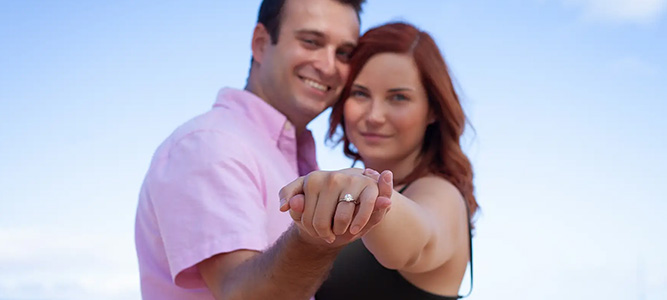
left=283, top=121, right=292, bottom=132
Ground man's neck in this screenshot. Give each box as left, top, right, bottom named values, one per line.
left=245, top=81, right=310, bottom=138
left=244, top=80, right=272, bottom=109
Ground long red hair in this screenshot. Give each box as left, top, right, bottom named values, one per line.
left=327, top=22, right=479, bottom=219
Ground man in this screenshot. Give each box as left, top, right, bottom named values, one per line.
left=135, top=0, right=389, bottom=299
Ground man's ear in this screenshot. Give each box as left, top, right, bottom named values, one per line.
left=251, top=23, right=271, bottom=65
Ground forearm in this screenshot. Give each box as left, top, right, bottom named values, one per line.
left=362, top=193, right=435, bottom=270
left=215, top=224, right=341, bottom=300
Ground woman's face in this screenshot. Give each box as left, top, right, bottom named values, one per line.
left=344, top=52, right=433, bottom=166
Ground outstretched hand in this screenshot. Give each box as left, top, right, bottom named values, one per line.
left=279, top=168, right=393, bottom=246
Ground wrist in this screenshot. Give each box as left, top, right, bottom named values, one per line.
left=288, top=223, right=343, bottom=256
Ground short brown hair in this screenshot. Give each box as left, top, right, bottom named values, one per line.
left=257, top=0, right=365, bottom=44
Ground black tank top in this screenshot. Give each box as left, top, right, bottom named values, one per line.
left=315, top=183, right=473, bottom=300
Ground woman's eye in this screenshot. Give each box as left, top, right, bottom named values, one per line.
left=351, top=90, right=367, bottom=98
left=391, top=94, right=408, bottom=101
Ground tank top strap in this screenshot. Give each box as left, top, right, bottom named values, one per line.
left=397, top=181, right=413, bottom=194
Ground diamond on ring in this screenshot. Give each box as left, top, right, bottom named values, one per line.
left=339, top=193, right=357, bottom=204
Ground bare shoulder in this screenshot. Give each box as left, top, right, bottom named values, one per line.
left=404, top=175, right=464, bottom=203
left=402, top=175, right=466, bottom=219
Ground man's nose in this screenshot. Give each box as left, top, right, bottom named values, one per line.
left=312, top=47, right=337, bottom=78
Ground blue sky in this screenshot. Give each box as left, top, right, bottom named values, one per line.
left=1, top=0, right=665, bottom=299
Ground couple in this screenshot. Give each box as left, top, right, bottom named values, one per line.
left=135, top=0, right=479, bottom=299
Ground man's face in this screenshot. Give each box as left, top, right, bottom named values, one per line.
left=256, top=0, right=360, bottom=129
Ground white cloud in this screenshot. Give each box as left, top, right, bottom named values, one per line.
left=563, top=0, right=667, bottom=23
left=0, top=227, right=140, bottom=299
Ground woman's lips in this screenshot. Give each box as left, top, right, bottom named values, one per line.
left=360, top=132, right=391, bottom=143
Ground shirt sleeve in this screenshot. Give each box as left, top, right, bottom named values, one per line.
left=147, top=130, right=268, bottom=289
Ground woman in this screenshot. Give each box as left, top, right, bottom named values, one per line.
left=283, top=22, right=479, bottom=299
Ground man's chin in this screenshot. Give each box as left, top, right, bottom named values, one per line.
left=296, top=97, right=333, bottom=113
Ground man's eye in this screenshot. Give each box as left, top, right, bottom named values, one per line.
left=301, top=38, right=319, bottom=47
left=336, top=50, right=351, bottom=61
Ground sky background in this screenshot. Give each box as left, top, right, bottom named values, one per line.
left=1, top=0, right=666, bottom=299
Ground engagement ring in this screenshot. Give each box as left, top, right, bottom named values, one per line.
left=338, top=193, right=358, bottom=205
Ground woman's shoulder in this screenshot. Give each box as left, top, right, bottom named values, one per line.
left=404, top=175, right=466, bottom=211
left=408, top=175, right=462, bottom=197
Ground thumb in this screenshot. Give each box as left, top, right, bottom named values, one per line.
left=288, top=194, right=305, bottom=221
left=279, top=176, right=305, bottom=212
left=377, top=170, right=393, bottom=201
left=362, top=168, right=381, bottom=182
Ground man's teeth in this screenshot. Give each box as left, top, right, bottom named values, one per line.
left=304, top=78, right=328, bottom=91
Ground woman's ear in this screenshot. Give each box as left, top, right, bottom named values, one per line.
left=251, top=23, right=270, bottom=65
left=428, top=110, right=437, bottom=124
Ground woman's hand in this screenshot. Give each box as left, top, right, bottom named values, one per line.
left=279, top=168, right=393, bottom=245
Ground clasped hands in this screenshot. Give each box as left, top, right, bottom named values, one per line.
left=279, top=168, right=393, bottom=246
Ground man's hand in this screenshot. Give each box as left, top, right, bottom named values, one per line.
left=279, top=168, right=393, bottom=246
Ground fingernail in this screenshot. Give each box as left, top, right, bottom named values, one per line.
left=383, top=172, right=392, bottom=183
left=350, top=225, right=360, bottom=235
left=279, top=198, right=287, bottom=207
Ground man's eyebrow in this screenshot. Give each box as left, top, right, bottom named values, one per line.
left=340, top=41, right=357, bottom=49
left=294, top=29, right=325, bottom=37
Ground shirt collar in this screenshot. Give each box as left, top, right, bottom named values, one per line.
left=213, top=87, right=297, bottom=143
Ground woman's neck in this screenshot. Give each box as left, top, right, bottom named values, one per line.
left=363, top=150, right=422, bottom=187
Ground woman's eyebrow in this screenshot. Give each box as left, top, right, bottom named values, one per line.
left=387, top=87, right=414, bottom=92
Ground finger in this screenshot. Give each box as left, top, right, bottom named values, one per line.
left=374, top=195, right=392, bottom=211
left=340, top=168, right=364, bottom=176
left=289, top=194, right=305, bottom=214
left=332, top=200, right=355, bottom=235
left=311, top=183, right=342, bottom=243
left=377, top=170, right=394, bottom=202
left=364, top=204, right=391, bottom=230
left=288, top=194, right=305, bottom=222
left=362, top=171, right=393, bottom=229
left=359, top=184, right=393, bottom=233
left=279, top=176, right=305, bottom=212
left=300, top=178, right=321, bottom=239
left=362, top=168, right=381, bottom=181
left=349, top=183, right=377, bottom=235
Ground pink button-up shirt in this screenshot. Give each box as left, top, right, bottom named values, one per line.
left=135, top=88, right=318, bottom=299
